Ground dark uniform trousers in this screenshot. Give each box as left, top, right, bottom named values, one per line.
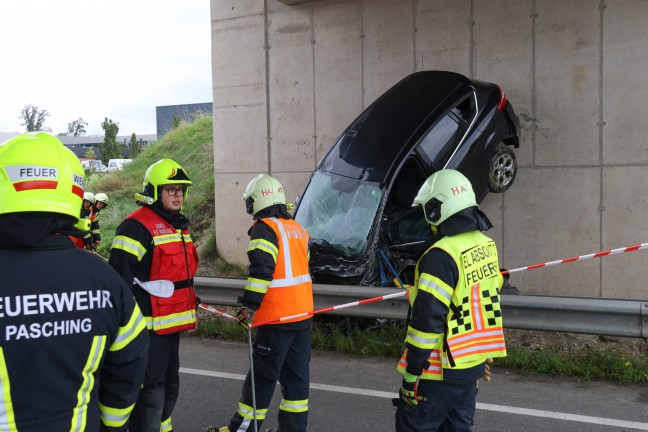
left=228, top=325, right=311, bottom=432
left=129, top=332, right=180, bottom=432
left=395, top=379, right=478, bottom=432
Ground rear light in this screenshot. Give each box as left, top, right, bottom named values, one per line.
left=497, top=86, right=508, bottom=111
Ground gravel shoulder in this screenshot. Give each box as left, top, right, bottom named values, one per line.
left=504, top=328, right=647, bottom=358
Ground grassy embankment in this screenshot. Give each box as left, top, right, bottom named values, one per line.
left=87, top=115, right=241, bottom=276
left=89, top=115, right=648, bottom=384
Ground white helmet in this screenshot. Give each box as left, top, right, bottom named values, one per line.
left=94, top=192, right=108, bottom=205
left=242, top=174, right=286, bottom=215
left=83, top=192, right=95, bottom=204
left=413, top=169, right=477, bottom=226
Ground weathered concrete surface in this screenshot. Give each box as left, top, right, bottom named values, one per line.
left=416, top=0, right=471, bottom=76
left=268, top=9, right=315, bottom=173
left=211, top=0, right=648, bottom=299
left=313, top=2, right=363, bottom=161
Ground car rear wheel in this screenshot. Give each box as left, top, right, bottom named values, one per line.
left=487, top=143, right=517, bottom=193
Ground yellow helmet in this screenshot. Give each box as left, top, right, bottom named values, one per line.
left=141, top=159, right=191, bottom=203
left=242, top=174, right=286, bottom=215
left=0, top=132, right=85, bottom=222
left=413, top=169, right=477, bottom=226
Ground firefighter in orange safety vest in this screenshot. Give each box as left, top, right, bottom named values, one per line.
left=0, top=132, right=149, bottom=431
left=109, top=159, right=199, bottom=432
left=203, top=174, right=314, bottom=432
left=395, top=169, right=506, bottom=432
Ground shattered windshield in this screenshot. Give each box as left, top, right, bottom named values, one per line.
left=295, top=171, right=382, bottom=258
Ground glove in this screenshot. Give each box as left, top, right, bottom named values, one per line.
left=236, top=307, right=256, bottom=329
left=482, top=358, right=494, bottom=383
left=399, top=372, right=419, bottom=406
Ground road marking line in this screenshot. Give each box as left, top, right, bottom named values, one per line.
left=182, top=367, right=245, bottom=381
left=180, top=367, right=648, bottom=430
left=477, top=403, right=648, bottom=431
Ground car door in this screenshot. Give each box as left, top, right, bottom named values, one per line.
left=439, top=93, right=486, bottom=193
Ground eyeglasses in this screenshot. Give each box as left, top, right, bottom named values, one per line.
left=162, top=187, right=185, bottom=197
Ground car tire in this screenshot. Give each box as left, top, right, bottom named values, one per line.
left=487, top=143, right=517, bottom=193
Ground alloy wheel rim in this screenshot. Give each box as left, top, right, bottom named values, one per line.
left=493, top=154, right=515, bottom=188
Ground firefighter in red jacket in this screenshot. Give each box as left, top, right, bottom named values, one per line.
left=69, top=191, right=95, bottom=249
left=0, top=132, right=149, bottom=431
left=204, top=174, right=313, bottom=432
left=109, top=158, right=198, bottom=432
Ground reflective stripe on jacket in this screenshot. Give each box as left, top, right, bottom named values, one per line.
left=252, top=217, right=313, bottom=325
left=126, top=206, right=198, bottom=334
left=397, top=230, right=506, bottom=380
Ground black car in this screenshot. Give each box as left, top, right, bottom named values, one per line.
left=294, top=70, right=520, bottom=286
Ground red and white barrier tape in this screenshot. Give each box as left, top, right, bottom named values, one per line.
left=199, top=303, right=238, bottom=321
left=251, top=292, right=406, bottom=327
left=501, top=242, right=648, bottom=275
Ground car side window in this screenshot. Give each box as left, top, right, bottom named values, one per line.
left=416, top=114, right=461, bottom=170
left=450, top=95, right=475, bottom=122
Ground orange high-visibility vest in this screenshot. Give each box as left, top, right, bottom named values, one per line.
left=252, top=217, right=313, bottom=325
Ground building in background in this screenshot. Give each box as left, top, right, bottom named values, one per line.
left=58, top=134, right=157, bottom=159
left=0, top=132, right=18, bottom=143
left=156, top=103, right=212, bottom=137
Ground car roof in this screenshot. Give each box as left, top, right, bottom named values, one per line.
left=318, top=71, right=475, bottom=183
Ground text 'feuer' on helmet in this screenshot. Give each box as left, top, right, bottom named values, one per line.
left=0, top=132, right=85, bottom=222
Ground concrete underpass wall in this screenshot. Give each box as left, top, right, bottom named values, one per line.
left=211, top=0, right=648, bottom=300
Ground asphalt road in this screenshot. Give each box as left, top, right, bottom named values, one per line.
left=172, top=336, right=648, bottom=432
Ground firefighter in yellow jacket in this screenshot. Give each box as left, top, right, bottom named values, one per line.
left=109, top=159, right=199, bottom=432
left=0, top=132, right=148, bottom=431
left=395, top=169, right=506, bottom=432
left=204, top=174, right=313, bottom=432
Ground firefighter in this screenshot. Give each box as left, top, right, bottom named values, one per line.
left=91, top=192, right=109, bottom=248
left=109, top=159, right=198, bottom=432
left=69, top=191, right=95, bottom=249
left=204, top=174, right=313, bottom=432
left=395, top=169, right=506, bottom=432
left=0, top=132, right=149, bottom=431
left=82, top=191, right=96, bottom=215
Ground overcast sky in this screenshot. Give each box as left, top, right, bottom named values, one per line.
left=0, top=0, right=212, bottom=136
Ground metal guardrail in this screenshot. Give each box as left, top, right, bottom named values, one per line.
left=195, top=276, right=648, bottom=338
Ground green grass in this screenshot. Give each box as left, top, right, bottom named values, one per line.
left=498, top=346, right=648, bottom=384
left=86, top=115, right=216, bottom=259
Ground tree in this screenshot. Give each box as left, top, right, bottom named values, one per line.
left=68, top=118, right=88, bottom=136
left=19, top=104, right=50, bottom=132
left=99, top=117, right=123, bottom=164
left=129, top=132, right=141, bottom=158
left=84, top=148, right=96, bottom=160
left=172, top=113, right=182, bottom=129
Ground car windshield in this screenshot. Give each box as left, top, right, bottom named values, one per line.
left=295, top=171, right=382, bottom=258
